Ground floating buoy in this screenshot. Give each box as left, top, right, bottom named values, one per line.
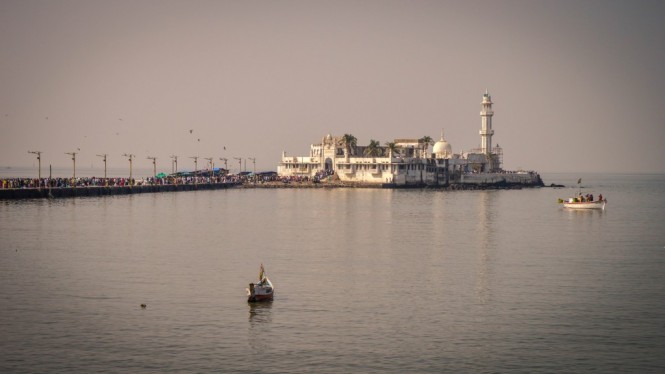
left=140, top=304, right=147, bottom=309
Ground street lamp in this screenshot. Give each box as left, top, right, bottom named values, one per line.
left=204, top=157, right=213, bottom=184
left=248, top=157, right=256, bottom=184
left=123, top=153, right=135, bottom=186
left=28, top=150, right=42, bottom=187
left=65, top=151, right=77, bottom=188
left=190, top=156, right=198, bottom=185
left=234, top=157, right=242, bottom=175
left=147, top=156, right=157, bottom=177
left=170, top=155, right=178, bottom=174
left=96, top=154, right=107, bottom=180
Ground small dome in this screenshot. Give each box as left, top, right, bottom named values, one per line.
left=433, top=130, right=452, bottom=158
left=433, top=140, right=452, bottom=157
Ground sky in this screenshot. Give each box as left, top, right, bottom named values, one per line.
left=2, top=0, right=664, bottom=174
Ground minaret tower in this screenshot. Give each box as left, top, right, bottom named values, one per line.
left=479, top=90, right=494, bottom=155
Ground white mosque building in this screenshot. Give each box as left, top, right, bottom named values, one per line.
left=277, top=92, right=541, bottom=187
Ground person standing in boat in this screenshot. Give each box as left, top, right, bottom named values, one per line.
left=598, top=193, right=603, bottom=202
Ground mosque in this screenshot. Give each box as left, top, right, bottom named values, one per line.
left=277, top=91, right=542, bottom=187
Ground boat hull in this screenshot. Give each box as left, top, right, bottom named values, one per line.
left=563, top=200, right=606, bottom=210
left=247, top=293, right=274, bottom=302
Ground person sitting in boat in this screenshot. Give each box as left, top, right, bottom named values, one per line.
left=589, top=194, right=594, bottom=202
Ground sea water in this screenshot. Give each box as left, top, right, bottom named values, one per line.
left=1, top=173, right=664, bottom=373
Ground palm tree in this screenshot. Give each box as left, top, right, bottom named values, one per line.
left=342, top=134, right=357, bottom=157
left=419, top=135, right=433, bottom=158
left=364, top=139, right=381, bottom=157
left=385, top=141, right=398, bottom=159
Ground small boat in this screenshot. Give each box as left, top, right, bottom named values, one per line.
left=247, top=264, right=274, bottom=302
left=559, top=179, right=607, bottom=210
left=561, top=197, right=607, bottom=210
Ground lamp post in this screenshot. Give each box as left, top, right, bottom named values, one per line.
left=204, top=157, right=213, bottom=184
left=48, top=164, right=52, bottom=196
left=123, top=153, right=135, bottom=186
left=190, top=156, right=198, bottom=185
left=248, top=157, right=256, bottom=184
left=147, top=156, right=157, bottom=178
left=65, top=151, right=77, bottom=188
left=219, top=157, right=228, bottom=181
left=234, top=157, right=242, bottom=175
left=96, top=154, right=107, bottom=180
left=170, top=155, right=178, bottom=174
left=28, top=150, right=42, bottom=188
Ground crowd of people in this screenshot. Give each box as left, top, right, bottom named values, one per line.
left=575, top=193, right=604, bottom=202
left=1, top=175, right=240, bottom=189
left=0, top=171, right=341, bottom=189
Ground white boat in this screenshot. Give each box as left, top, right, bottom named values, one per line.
left=560, top=179, right=607, bottom=210
left=562, top=198, right=607, bottom=210
left=247, top=264, right=274, bottom=302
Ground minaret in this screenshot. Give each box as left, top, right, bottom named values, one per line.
left=479, top=90, right=494, bottom=154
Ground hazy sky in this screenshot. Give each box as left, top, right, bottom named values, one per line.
left=2, top=0, right=664, bottom=174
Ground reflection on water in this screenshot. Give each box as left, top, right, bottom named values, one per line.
left=563, top=207, right=605, bottom=216
left=248, top=302, right=273, bottom=354
left=562, top=205, right=606, bottom=234
left=248, top=302, right=273, bottom=324
left=475, top=191, right=494, bottom=305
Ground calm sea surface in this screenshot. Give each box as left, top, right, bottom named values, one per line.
left=1, top=173, right=664, bottom=373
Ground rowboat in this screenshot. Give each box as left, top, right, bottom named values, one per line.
left=562, top=198, right=607, bottom=210
left=247, top=264, right=274, bottom=302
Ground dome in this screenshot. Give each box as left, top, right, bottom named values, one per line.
left=433, top=130, right=452, bottom=158
left=433, top=140, right=452, bottom=157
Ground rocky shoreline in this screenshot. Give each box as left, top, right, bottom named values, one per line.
left=239, top=179, right=545, bottom=190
